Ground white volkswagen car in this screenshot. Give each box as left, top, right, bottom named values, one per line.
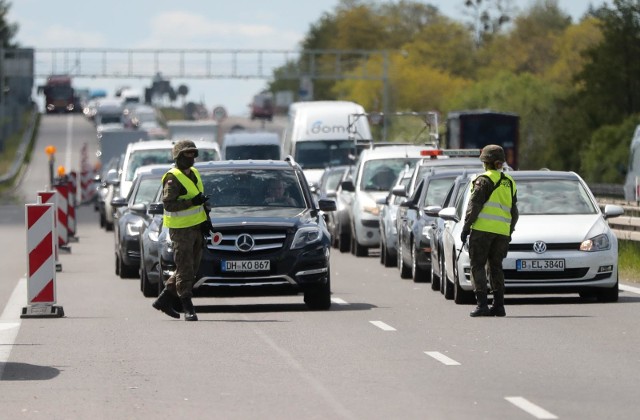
left=439, top=170, right=624, bottom=304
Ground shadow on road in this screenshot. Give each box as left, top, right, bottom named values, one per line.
left=0, top=362, right=61, bottom=381
left=195, top=302, right=377, bottom=314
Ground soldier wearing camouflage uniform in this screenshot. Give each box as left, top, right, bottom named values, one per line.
left=460, top=145, right=518, bottom=317
left=152, top=140, right=209, bottom=321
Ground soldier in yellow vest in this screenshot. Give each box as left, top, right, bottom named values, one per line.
left=152, top=140, right=209, bottom=321
left=460, top=145, right=518, bottom=317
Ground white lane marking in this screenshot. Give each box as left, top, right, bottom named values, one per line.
left=370, top=320, right=396, bottom=331
left=424, top=351, right=461, bottom=366
left=505, top=396, right=558, bottom=419
left=620, top=284, right=640, bottom=294
left=331, top=297, right=349, bottom=305
left=0, top=278, right=26, bottom=379
left=65, top=114, right=73, bottom=170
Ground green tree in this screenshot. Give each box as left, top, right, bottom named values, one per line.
left=0, top=1, right=18, bottom=48
left=575, top=0, right=640, bottom=127
left=580, top=114, right=640, bottom=183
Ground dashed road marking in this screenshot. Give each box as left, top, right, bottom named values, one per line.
left=505, top=396, right=558, bottom=419
left=424, top=351, right=461, bottom=366
left=331, top=297, right=349, bottom=305
left=620, top=284, right=640, bottom=295
left=370, top=320, right=396, bottom=331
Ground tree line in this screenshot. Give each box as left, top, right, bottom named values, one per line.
left=269, top=0, right=640, bottom=183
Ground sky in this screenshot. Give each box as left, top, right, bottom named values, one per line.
left=9, top=0, right=611, bottom=117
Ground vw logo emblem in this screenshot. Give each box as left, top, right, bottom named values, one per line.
left=533, top=241, right=547, bottom=254
left=235, top=233, right=255, bottom=252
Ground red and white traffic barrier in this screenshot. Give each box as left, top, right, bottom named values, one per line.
left=37, top=191, right=63, bottom=271
left=67, top=172, right=78, bottom=240
left=22, top=199, right=64, bottom=318
left=53, top=182, right=70, bottom=249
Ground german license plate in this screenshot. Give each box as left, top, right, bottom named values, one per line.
left=516, top=259, right=565, bottom=271
left=222, top=260, right=270, bottom=272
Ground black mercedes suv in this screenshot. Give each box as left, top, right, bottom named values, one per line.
left=153, top=158, right=337, bottom=310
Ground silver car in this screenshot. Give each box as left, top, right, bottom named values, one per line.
left=439, top=170, right=624, bottom=304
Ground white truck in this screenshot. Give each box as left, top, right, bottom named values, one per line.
left=282, top=101, right=372, bottom=188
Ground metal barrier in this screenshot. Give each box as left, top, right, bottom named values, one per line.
left=0, top=104, right=39, bottom=185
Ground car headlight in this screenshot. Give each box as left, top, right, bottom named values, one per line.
left=291, top=226, right=322, bottom=249
left=126, top=220, right=144, bottom=236
left=580, top=233, right=610, bottom=251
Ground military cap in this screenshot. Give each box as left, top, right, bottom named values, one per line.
left=172, top=140, right=199, bottom=159
left=480, top=144, right=506, bottom=163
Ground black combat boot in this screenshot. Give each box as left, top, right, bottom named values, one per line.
left=152, top=288, right=181, bottom=319
left=181, top=297, right=198, bottom=322
left=489, top=291, right=506, bottom=317
left=470, top=291, right=491, bottom=317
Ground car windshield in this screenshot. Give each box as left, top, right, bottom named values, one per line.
left=126, top=148, right=220, bottom=181
left=323, top=169, right=347, bottom=192
left=361, top=158, right=420, bottom=191
left=294, top=140, right=355, bottom=169
left=200, top=169, right=305, bottom=208
left=516, top=179, right=596, bottom=215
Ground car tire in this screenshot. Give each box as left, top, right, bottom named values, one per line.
left=454, top=267, right=474, bottom=304
left=115, top=253, right=120, bottom=276
left=383, top=243, right=396, bottom=268
left=440, top=257, right=446, bottom=295
left=380, top=242, right=386, bottom=265
left=443, top=248, right=455, bottom=300
left=353, top=236, right=368, bottom=257
left=105, top=221, right=114, bottom=232
left=398, top=242, right=412, bottom=279
left=596, top=278, right=619, bottom=302
left=141, top=266, right=158, bottom=297
left=339, top=232, right=350, bottom=253
left=118, top=254, right=138, bottom=279
left=304, top=274, right=331, bottom=310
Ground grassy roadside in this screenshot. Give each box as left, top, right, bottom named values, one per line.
left=618, top=240, right=640, bottom=284
left=0, top=110, right=39, bottom=196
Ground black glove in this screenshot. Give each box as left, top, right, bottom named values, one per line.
left=460, top=229, right=470, bottom=244
left=200, top=220, right=214, bottom=236
left=191, top=193, right=209, bottom=206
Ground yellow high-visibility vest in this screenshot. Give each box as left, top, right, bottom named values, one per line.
left=471, top=170, right=516, bottom=236
left=162, top=167, right=207, bottom=228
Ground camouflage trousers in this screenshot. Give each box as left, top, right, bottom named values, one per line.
left=165, top=225, right=203, bottom=298
left=468, top=230, right=510, bottom=295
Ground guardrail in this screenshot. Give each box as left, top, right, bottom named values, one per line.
left=596, top=197, right=640, bottom=241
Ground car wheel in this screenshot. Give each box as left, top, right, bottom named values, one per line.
left=339, top=231, right=350, bottom=253
left=99, top=211, right=106, bottom=228
left=354, top=240, right=368, bottom=257
left=105, top=221, right=114, bottom=232
left=398, top=242, right=412, bottom=279
left=115, top=253, right=120, bottom=276
left=596, top=277, right=619, bottom=302
left=118, top=255, right=138, bottom=279
left=304, top=273, right=331, bottom=310
left=380, top=242, right=386, bottom=265
left=440, top=257, right=446, bottom=295
left=141, top=266, right=158, bottom=297
left=430, top=255, right=440, bottom=291
left=412, top=241, right=428, bottom=283
left=383, top=243, right=396, bottom=268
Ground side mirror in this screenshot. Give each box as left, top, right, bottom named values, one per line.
left=603, top=204, right=624, bottom=219
left=424, top=205, right=442, bottom=217
left=399, top=200, right=414, bottom=209
left=148, top=202, right=164, bottom=215
left=105, top=168, right=119, bottom=186
left=438, top=207, right=459, bottom=222
left=375, top=196, right=387, bottom=205
left=392, top=185, right=406, bottom=197
left=131, top=203, right=147, bottom=213
left=325, top=190, right=337, bottom=199
left=340, top=180, right=355, bottom=192
left=111, top=196, right=128, bottom=208
left=318, top=199, right=337, bottom=212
